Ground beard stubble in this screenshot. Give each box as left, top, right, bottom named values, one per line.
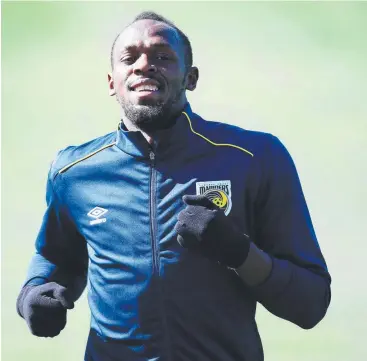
left=118, top=81, right=186, bottom=133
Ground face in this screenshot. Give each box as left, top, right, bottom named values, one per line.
left=108, top=19, right=198, bottom=132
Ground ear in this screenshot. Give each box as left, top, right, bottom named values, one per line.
left=185, top=67, right=199, bottom=91
left=108, top=73, right=116, bottom=96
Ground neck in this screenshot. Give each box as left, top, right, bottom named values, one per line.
left=121, top=102, right=188, bottom=145
left=122, top=117, right=154, bottom=145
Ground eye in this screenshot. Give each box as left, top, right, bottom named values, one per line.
left=121, top=56, right=137, bottom=65
left=156, top=53, right=170, bottom=61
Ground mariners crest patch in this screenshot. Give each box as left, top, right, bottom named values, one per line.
left=196, top=180, right=232, bottom=216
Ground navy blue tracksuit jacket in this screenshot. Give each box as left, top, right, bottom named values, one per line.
left=23, top=104, right=331, bottom=360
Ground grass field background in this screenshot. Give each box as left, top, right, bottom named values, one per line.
left=2, top=1, right=366, bottom=360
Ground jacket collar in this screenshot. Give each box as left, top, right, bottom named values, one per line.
left=115, top=103, right=198, bottom=160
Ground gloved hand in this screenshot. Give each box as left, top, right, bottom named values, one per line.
left=16, top=282, right=74, bottom=337
left=175, top=195, right=251, bottom=269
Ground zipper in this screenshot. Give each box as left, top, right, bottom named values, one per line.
left=149, top=150, right=159, bottom=274
left=149, top=150, right=172, bottom=360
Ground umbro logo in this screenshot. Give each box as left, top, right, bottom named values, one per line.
left=88, top=207, right=108, bottom=225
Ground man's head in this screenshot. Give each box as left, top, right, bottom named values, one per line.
left=108, top=12, right=199, bottom=133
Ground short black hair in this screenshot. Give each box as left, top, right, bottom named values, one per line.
left=110, top=11, right=193, bottom=70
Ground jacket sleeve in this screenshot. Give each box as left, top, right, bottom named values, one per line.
left=249, top=136, right=331, bottom=329
left=21, top=167, right=88, bottom=301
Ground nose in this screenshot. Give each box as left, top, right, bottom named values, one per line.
left=133, top=54, right=157, bottom=75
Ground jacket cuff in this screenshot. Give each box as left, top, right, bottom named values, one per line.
left=23, top=276, right=49, bottom=287
left=248, top=257, right=293, bottom=301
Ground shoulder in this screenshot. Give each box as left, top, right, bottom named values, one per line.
left=192, top=112, right=284, bottom=158
left=50, top=131, right=117, bottom=179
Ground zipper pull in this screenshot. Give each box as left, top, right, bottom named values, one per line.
left=149, top=151, right=155, bottom=165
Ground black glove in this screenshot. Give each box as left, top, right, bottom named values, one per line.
left=16, top=282, right=74, bottom=337
left=175, top=195, right=251, bottom=269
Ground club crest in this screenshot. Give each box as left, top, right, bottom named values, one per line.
left=196, top=180, right=232, bottom=216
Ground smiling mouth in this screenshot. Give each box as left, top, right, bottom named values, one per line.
left=131, top=85, right=160, bottom=92
left=129, top=78, right=162, bottom=93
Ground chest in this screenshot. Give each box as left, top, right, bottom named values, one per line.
left=60, top=151, right=257, bottom=258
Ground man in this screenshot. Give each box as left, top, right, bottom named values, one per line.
left=16, top=11, right=331, bottom=361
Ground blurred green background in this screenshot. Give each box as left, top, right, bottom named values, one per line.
left=2, top=1, right=366, bottom=360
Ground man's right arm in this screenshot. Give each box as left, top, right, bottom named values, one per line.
left=21, top=251, right=87, bottom=301
left=17, top=165, right=88, bottom=336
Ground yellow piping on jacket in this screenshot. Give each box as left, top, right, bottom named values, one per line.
left=58, top=142, right=116, bottom=175
left=182, top=112, right=254, bottom=157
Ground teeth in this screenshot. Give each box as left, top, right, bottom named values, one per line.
left=134, top=85, right=159, bottom=92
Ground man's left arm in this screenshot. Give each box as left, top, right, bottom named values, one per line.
left=238, top=136, right=331, bottom=329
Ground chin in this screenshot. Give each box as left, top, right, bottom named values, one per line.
left=133, top=101, right=163, bottom=108
left=130, top=97, right=166, bottom=107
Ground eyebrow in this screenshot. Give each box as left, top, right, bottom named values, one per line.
left=121, top=43, right=174, bottom=53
